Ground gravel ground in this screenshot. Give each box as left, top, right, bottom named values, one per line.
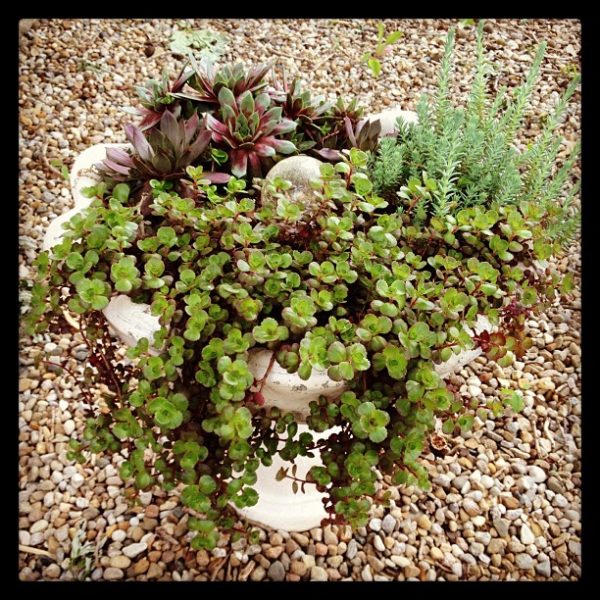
left=18, top=19, right=581, bottom=581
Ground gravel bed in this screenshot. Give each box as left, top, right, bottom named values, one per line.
left=18, top=18, right=581, bottom=581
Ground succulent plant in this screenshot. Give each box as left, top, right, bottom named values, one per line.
left=344, top=116, right=383, bottom=152
left=133, top=67, right=193, bottom=131
left=273, top=78, right=332, bottom=151
left=330, top=96, right=366, bottom=129
left=99, top=108, right=228, bottom=183
left=307, top=97, right=370, bottom=160
left=29, top=25, right=580, bottom=552
left=173, top=58, right=271, bottom=107
left=206, top=87, right=297, bottom=178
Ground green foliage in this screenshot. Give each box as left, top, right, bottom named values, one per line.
left=50, top=159, right=70, bottom=181
left=170, top=25, right=229, bottom=60
left=24, top=24, right=578, bottom=546
left=362, top=23, right=403, bottom=77
left=368, top=22, right=580, bottom=237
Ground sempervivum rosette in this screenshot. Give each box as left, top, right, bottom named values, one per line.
left=98, top=108, right=229, bottom=184
left=206, top=87, right=297, bottom=178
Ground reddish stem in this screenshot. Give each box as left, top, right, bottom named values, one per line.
left=254, top=350, right=278, bottom=393
left=434, top=341, right=460, bottom=351
left=79, top=314, right=123, bottom=401
left=405, top=194, right=420, bottom=215
left=285, top=474, right=316, bottom=486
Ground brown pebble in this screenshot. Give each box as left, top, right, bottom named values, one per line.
left=47, top=537, right=59, bottom=553
left=315, top=543, right=328, bottom=556
left=555, top=551, right=569, bottom=565
left=405, top=565, right=420, bottom=578
left=130, top=526, right=144, bottom=541
left=291, top=533, right=309, bottom=546
left=142, top=518, right=158, bottom=530
left=133, top=558, right=149, bottom=575
left=110, top=555, right=131, bottom=569
left=196, top=550, right=210, bottom=567
left=339, top=526, right=352, bottom=542
left=502, top=496, right=520, bottom=509
left=417, top=515, right=432, bottom=530
left=147, top=563, right=163, bottom=579
left=264, top=546, right=284, bottom=560
left=290, top=560, right=307, bottom=576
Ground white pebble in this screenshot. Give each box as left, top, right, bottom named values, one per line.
left=520, top=524, right=535, bottom=545
left=63, top=466, right=77, bottom=478
left=516, top=553, right=534, bottom=570
left=55, top=526, right=69, bottom=542
left=346, top=539, right=358, bottom=560
left=19, top=530, right=31, bottom=545
left=528, top=466, right=547, bottom=483
left=107, top=486, right=120, bottom=498
left=373, top=535, right=385, bottom=552
left=139, top=492, right=152, bottom=505
left=122, top=542, right=147, bottom=558
left=369, top=518, right=382, bottom=532
left=535, top=560, right=552, bottom=577
left=480, top=475, right=494, bottom=489
left=463, top=498, right=480, bottom=516
left=468, top=385, right=482, bottom=397
left=553, top=494, right=568, bottom=508
left=71, top=473, right=84, bottom=488
left=381, top=514, right=396, bottom=534
left=75, top=497, right=89, bottom=509
left=518, top=476, right=534, bottom=491
left=30, top=519, right=49, bottom=534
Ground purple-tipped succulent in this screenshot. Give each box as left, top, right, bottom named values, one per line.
left=280, top=78, right=331, bottom=133
left=309, top=97, right=371, bottom=160
left=343, top=116, right=382, bottom=152
left=98, top=108, right=229, bottom=183
left=206, top=87, right=297, bottom=178
left=133, top=66, right=193, bottom=131
left=172, top=58, right=271, bottom=107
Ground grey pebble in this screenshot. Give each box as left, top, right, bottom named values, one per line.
left=267, top=561, right=286, bottom=582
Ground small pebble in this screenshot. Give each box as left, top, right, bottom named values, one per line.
left=310, top=566, right=328, bottom=582
left=267, top=561, right=285, bottom=582
left=122, top=542, right=147, bottom=558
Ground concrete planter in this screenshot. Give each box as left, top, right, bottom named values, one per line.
left=43, top=143, right=129, bottom=251
left=43, top=110, right=492, bottom=531
left=241, top=350, right=345, bottom=530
